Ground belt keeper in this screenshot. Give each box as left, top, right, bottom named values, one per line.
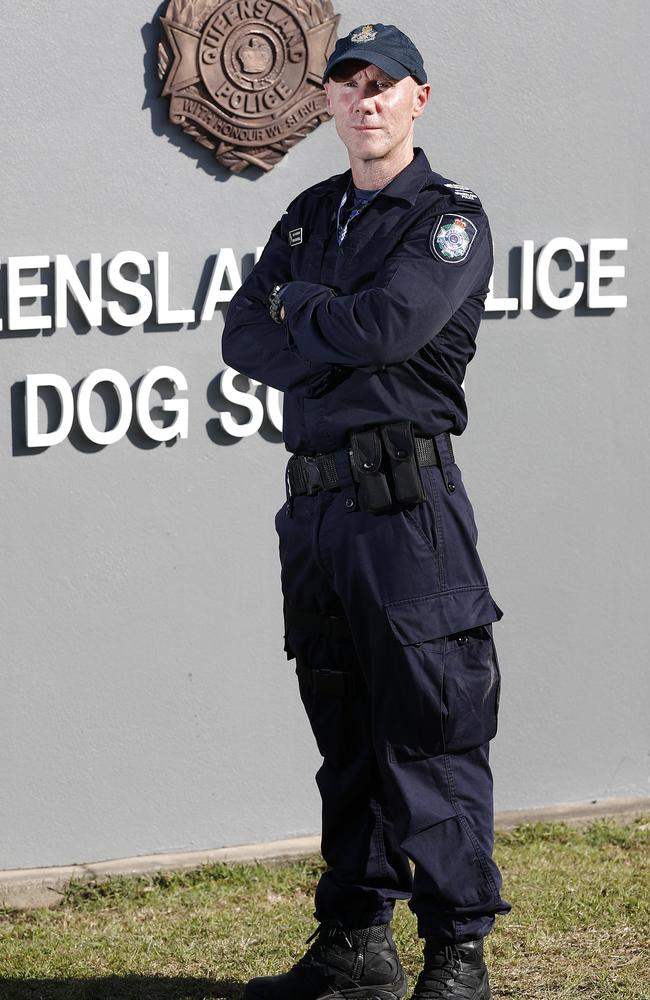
left=433, top=431, right=456, bottom=494
left=285, top=463, right=294, bottom=516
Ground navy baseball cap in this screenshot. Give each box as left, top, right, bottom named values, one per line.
left=322, top=23, right=428, bottom=86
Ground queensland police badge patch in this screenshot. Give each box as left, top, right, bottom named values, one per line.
left=158, top=0, right=340, bottom=174
left=430, top=215, right=478, bottom=263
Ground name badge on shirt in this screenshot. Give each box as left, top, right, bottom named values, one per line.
left=289, top=228, right=303, bottom=246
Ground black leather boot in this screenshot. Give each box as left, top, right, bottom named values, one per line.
left=244, top=920, right=408, bottom=1000
left=410, top=939, right=491, bottom=999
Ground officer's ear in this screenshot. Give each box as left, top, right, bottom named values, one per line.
left=412, top=81, right=430, bottom=120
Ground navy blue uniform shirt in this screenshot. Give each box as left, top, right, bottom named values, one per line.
left=222, top=147, right=493, bottom=455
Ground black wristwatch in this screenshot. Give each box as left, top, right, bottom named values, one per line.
left=267, top=283, right=286, bottom=324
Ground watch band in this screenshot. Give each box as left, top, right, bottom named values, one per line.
left=267, top=283, right=286, bottom=324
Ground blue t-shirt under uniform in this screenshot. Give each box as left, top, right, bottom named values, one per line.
left=337, top=184, right=382, bottom=245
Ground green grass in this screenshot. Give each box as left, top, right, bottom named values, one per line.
left=0, top=819, right=648, bottom=999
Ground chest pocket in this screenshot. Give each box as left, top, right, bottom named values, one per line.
left=290, top=232, right=330, bottom=283
left=335, top=234, right=401, bottom=293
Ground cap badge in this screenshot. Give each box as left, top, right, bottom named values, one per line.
left=351, top=25, right=377, bottom=43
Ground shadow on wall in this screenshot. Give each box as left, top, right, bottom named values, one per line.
left=141, top=2, right=266, bottom=184
left=10, top=378, right=181, bottom=458
left=2, top=253, right=288, bottom=454
left=11, top=365, right=283, bottom=456
left=206, top=372, right=283, bottom=446
left=0, top=256, right=234, bottom=341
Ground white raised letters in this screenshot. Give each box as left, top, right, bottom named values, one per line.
left=136, top=366, right=189, bottom=441
left=25, top=366, right=189, bottom=448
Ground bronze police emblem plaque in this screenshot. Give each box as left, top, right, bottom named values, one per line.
left=158, top=0, right=339, bottom=173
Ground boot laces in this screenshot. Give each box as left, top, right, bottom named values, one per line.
left=413, top=944, right=463, bottom=998
left=296, top=920, right=355, bottom=969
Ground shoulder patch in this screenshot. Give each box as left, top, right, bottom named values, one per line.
left=430, top=215, right=478, bottom=263
left=444, top=182, right=482, bottom=208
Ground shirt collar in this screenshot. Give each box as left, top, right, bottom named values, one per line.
left=378, top=147, right=435, bottom=205
left=326, top=147, right=434, bottom=207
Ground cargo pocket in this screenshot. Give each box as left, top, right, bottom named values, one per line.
left=283, top=600, right=361, bottom=767
left=442, top=622, right=501, bottom=752
left=384, top=587, right=503, bottom=759
left=295, top=659, right=356, bottom=767
left=282, top=599, right=296, bottom=661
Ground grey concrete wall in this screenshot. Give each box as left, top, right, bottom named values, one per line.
left=0, top=0, right=647, bottom=871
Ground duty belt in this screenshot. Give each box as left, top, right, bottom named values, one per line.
left=287, top=430, right=453, bottom=498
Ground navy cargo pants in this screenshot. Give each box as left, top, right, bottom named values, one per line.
left=276, top=432, right=511, bottom=943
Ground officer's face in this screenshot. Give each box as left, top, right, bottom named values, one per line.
left=324, top=61, right=429, bottom=163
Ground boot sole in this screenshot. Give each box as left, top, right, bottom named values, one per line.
left=315, top=971, right=408, bottom=1000
left=411, top=968, right=492, bottom=999
left=246, top=972, right=408, bottom=1000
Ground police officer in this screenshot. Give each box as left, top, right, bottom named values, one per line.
left=222, top=22, right=510, bottom=1000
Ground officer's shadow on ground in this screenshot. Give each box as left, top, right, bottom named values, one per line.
left=0, top=976, right=244, bottom=999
